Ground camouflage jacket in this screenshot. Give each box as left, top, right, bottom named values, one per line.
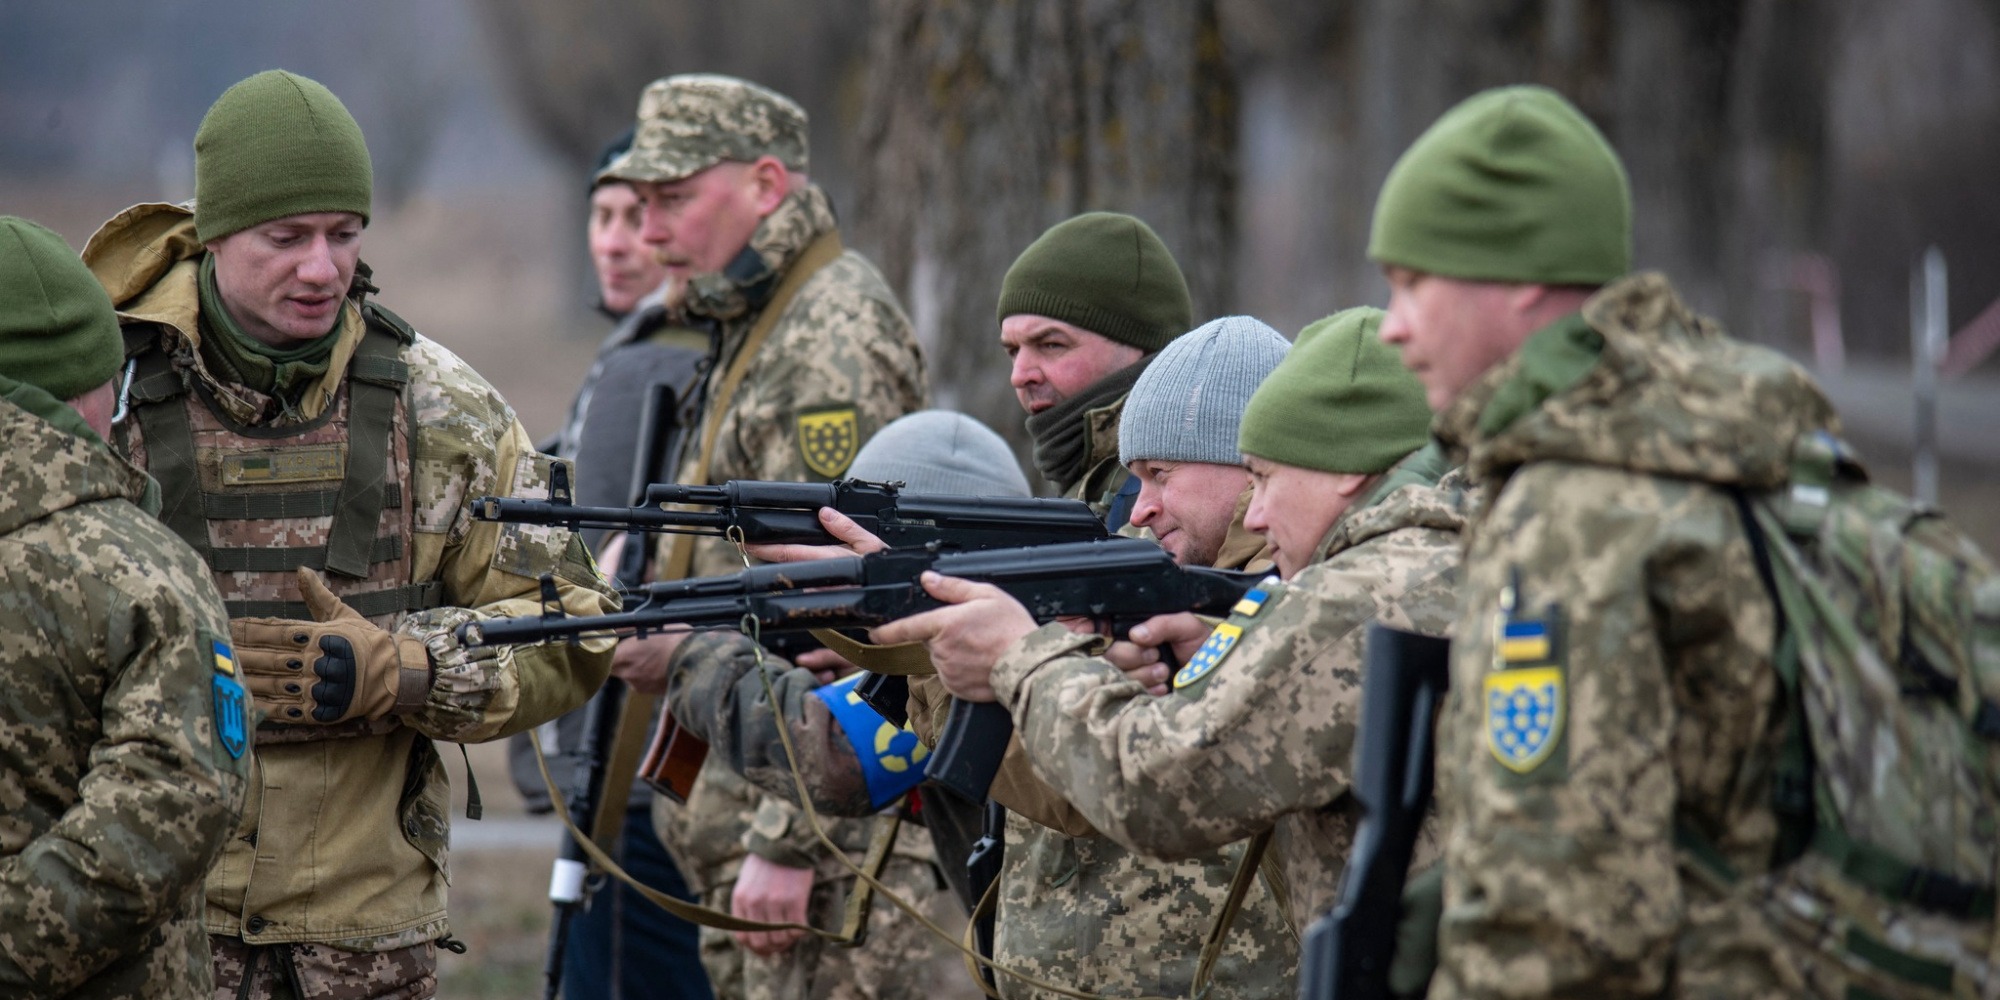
left=959, top=502, right=1297, bottom=1000
left=83, top=203, right=619, bottom=953
left=1428, top=273, right=1840, bottom=998
left=650, top=185, right=927, bottom=890
left=990, top=446, right=1466, bottom=934
left=0, top=382, right=247, bottom=999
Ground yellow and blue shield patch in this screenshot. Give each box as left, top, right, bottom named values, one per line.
left=1485, top=666, right=1563, bottom=773
left=211, top=638, right=248, bottom=760
left=1174, top=622, right=1241, bottom=690
left=798, top=406, right=860, bottom=478
left=813, top=673, right=929, bottom=808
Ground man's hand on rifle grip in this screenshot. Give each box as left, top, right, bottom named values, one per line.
left=869, top=571, right=1037, bottom=702
left=744, top=507, right=888, bottom=564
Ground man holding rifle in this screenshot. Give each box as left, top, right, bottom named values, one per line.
left=594, top=73, right=927, bottom=1000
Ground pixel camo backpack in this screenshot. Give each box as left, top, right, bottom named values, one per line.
left=1720, top=430, right=2000, bottom=995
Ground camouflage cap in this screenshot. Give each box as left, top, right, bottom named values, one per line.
left=599, top=74, right=809, bottom=185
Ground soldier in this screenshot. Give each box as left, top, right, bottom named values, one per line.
left=871, top=313, right=1301, bottom=999
left=0, top=216, right=248, bottom=1000
left=1369, top=85, right=1839, bottom=996
left=921, top=309, right=1461, bottom=946
left=81, top=71, right=619, bottom=999
left=1001, top=212, right=1190, bottom=525
left=593, top=73, right=928, bottom=999
left=508, top=126, right=713, bottom=1000
left=664, top=410, right=1033, bottom=998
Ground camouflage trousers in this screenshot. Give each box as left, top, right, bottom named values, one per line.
left=698, top=856, right=982, bottom=1000
left=210, top=936, right=436, bottom=1000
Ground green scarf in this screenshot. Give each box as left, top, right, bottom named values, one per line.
left=1025, top=355, right=1152, bottom=493
left=197, top=254, right=339, bottom=406
left=1475, top=311, right=1604, bottom=438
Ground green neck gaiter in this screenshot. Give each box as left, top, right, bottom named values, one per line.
left=1475, top=311, right=1604, bottom=438
left=1026, top=355, right=1151, bottom=494
left=198, top=253, right=339, bottom=402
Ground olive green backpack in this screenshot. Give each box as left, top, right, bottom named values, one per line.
left=1706, top=430, right=2000, bottom=997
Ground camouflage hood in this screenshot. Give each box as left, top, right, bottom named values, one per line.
left=1436, top=272, right=1839, bottom=492
left=82, top=201, right=368, bottom=425
left=0, top=377, right=152, bottom=537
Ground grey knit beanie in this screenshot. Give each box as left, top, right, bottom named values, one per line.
left=851, top=410, right=1032, bottom=498
left=1119, top=315, right=1290, bottom=467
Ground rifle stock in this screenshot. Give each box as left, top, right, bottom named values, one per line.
left=1297, top=624, right=1451, bottom=1000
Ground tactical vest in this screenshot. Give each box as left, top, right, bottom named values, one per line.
left=121, top=302, right=443, bottom=635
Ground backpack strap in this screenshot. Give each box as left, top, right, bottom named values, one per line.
left=1730, top=490, right=1816, bottom=865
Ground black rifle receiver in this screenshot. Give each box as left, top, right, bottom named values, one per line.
left=470, top=476, right=1109, bottom=552
left=1297, top=624, right=1451, bottom=1000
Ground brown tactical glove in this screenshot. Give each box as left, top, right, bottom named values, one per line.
left=230, top=567, right=434, bottom=725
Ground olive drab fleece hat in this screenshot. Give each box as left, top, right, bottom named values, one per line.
left=1369, top=85, right=1631, bottom=285
left=599, top=74, right=810, bottom=185
left=0, top=217, right=123, bottom=401
left=1119, top=315, right=1290, bottom=467
left=194, top=70, right=373, bottom=244
left=1238, top=308, right=1432, bottom=475
left=997, top=212, right=1192, bottom=353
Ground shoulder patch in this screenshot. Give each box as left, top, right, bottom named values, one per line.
left=1174, top=622, right=1242, bottom=690
left=210, top=637, right=248, bottom=760
left=1485, top=582, right=1566, bottom=774
left=798, top=406, right=859, bottom=478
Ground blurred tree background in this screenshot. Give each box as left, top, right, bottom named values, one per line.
left=5, top=0, right=1997, bottom=453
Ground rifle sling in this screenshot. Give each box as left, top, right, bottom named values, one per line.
left=810, top=628, right=936, bottom=676
left=835, top=811, right=905, bottom=949
left=591, top=690, right=660, bottom=851
left=1193, top=827, right=1273, bottom=994
left=594, top=233, right=844, bottom=854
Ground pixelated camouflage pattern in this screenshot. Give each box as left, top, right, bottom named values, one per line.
left=602, top=73, right=810, bottom=185
left=0, top=388, right=246, bottom=1000
left=1070, top=395, right=1131, bottom=520
left=209, top=937, right=435, bottom=1000
left=649, top=184, right=925, bottom=906
left=694, top=852, right=977, bottom=1000
left=84, top=202, right=617, bottom=972
left=1426, top=273, right=1848, bottom=998
left=989, top=456, right=1468, bottom=934
left=944, top=495, right=1297, bottom=999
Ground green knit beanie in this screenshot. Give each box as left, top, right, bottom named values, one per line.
left=1369, top=85, right=1631, bottom=285
left=195, top=70, right=373, bottom=244
left=1238, top=307, right=1432, bottom=474
left=996, top=212, right=1192, bottom=352
left=0, top=217, right=124, bottom=401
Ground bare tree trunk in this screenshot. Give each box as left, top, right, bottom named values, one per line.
left=850, top=0, right=1238, bottom=451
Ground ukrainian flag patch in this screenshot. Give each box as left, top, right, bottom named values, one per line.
left=1499, top=620, right=1550, bottom=663
left=1173, top=623, right=1241, bottom=690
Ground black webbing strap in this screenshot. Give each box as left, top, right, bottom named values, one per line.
left=127, top=347, right=212, bottom=561
left=325, top=327, right=410, bottom=579
left=228, top=580, right=442, bottom=620
left=207, top=536, right=403, bottom=573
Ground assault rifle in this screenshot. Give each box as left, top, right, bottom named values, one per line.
left=471, top=475, right=1108, bottom=551
left=1297, top=624, right=1452, bottom=1000
left=458, top=537, right=1261, bottom=802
